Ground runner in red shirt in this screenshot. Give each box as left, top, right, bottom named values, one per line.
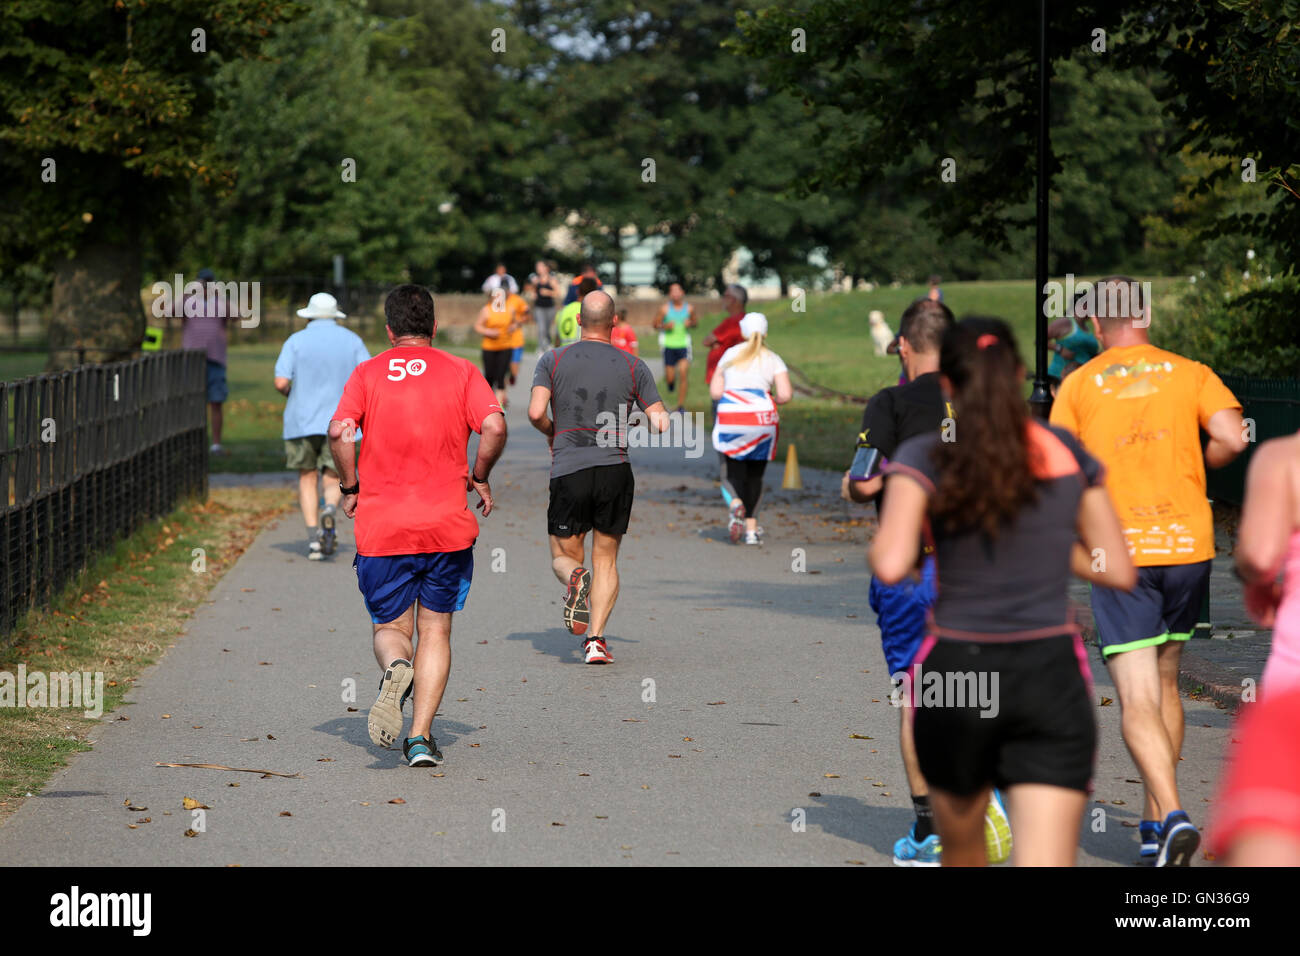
left=704, top=283, right=749, bottom=485
left=329, top=285, right=506, bottom=767
left=610, top=307, right=638, bottom=356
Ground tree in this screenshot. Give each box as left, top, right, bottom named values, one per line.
left=0, top=0, right=302, bottom=367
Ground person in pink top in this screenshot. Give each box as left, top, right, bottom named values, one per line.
left=181, top=267, right=231, bottom=454
left=1235, top=429, right=1300, bottom=699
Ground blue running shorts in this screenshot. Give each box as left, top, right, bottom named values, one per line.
left=869, top=555, right=937, bottom=677
left=354, top=548, right=474, bottom=623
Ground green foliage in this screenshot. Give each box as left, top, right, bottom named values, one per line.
left=0, top=0, right=303, bottom=268
left=1155, top=257, right=1300, bottom=377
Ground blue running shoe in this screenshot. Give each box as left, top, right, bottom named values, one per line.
left=403, top=735, right=443, bottom=767
left=1138, top=820, right=1162, bottom=861
left=893, top=824, right=942, bottom=867
left=1156, top=811, right=1199, bottom=867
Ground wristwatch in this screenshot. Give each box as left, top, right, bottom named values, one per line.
left=340, top=480, right=359, bottom=496
left=471, top=472, right=488, bottom=484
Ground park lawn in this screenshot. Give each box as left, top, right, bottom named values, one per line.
left=663, top=277, right=1185, bottom=472
left=0, top=486, right=293, bottom=822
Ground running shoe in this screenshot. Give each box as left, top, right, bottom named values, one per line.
left=984, top=788, right=1013, bottom=864
left=509, top=372, right=517, bottom=386
left=1138, top=820, right=1162, bottom=861
left=745, top=529, right=760, bottom=545
left=563, top=567, right=591, bottom=636
left=583, top=638, right=613, bottom=664
left=1155, top=810, right=1199, bottom=867
left=728, top=498, right=746, bottom=544
left=368, top=658, right=414, bottom=749
left=893, top=824, right=942, bottom=866
left=319, top=507, right=337, bottom=556
left=676, top=405, right=686, bottom=414
left=308, top=539, right=324, bottom=561
left=403, top=735, right=444, bottom=767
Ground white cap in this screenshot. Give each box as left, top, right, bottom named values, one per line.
left=739, top=311, right=768, bottom=338
left=297, top=292, right=345, bottom=320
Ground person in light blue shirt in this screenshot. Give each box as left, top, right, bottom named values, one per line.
left=274, top=292, right=371, bottom=560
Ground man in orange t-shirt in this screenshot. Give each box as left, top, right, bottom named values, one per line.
left=1051, top=275, right=1246, bottom=866
left=329, top=285, right=506, bottom=768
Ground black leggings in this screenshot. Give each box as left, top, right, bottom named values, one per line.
left=726, top=458, right=768, bottom=517
left=481, top=349, right=511, bottom=389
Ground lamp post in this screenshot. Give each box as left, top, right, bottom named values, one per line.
left=1027, top=0, right=1053, bottom=420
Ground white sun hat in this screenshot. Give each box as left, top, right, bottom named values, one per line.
left=297, top=292, right=346, bottom=320
left=739, top=311, right=768, bottom=338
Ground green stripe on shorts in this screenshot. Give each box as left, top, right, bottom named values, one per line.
left=1100, top=632, right=1185, bottom=658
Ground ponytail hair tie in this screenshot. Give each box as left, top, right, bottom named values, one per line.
left=976, top=333, right=999, bottom=350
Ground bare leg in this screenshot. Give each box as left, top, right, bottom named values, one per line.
left=900, top=705, right=928, bottom=796
left=298, top=469, right=319, bottom=528
left=1109, top=647, right=1182, bottom=821
left=209, top=402, right=223, bottom=445
left=930, top=787, right=990, bottom=866
left=588, top=530, right=622, bottom=638
left=676, top=359, right=691, bottom=406
left=373, top=604, right=414, bottom=670
left=550, top=533, right=585, bottom=585
left=409, top=606, right=452, bottom=740
left=1156, top=641, right=1186, bottom=794
left=321, top=467, right=341, bottom=508
left=1006, top=783, right=1086, bottom=866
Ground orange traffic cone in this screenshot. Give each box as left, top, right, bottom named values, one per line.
left=782, top=443, right=803, bottom=490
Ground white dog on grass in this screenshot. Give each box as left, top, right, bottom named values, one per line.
left=868, top=310, right=894, bottom=356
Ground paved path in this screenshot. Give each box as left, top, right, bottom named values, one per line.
left=0, top=356, right=1240, bottom=865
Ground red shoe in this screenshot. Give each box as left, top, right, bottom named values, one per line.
left=583, top=638, right=613, bottom=664
left=563, top=567, right=591, bottom=636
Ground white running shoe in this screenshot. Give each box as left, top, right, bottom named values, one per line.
left=745, top=530, right=760, bottom=545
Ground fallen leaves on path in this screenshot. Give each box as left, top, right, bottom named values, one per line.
left=157, top=762, right=302, bottom=778
left=182, top=797, right=209, bottom=810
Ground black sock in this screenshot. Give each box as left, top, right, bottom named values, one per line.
left=912, top=795, right=934, bottom=840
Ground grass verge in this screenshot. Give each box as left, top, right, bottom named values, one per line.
left=0, top=486, right=293, bottom=824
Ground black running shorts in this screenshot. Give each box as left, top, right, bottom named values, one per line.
left=912, top=634, right=1096, bottom=795
left=548, top=463, right=635, bottom=537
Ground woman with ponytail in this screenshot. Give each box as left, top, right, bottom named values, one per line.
left=870, top=317, right=1136, bottom=865
left=709, top=312, right=793, bottom=545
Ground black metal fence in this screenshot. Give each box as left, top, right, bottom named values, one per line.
left=1207, top=375, right=1300, bottom=506
left=1, top=351, right=208, bottom=642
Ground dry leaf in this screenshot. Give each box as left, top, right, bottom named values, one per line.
left=551, top=822, right=565, bottom=827
left=317, top=758, right=334, bottom=763
left=849, top=734, right=873, bottom=740
left=279, top=811, right=292, bottom=817
left=1100, top=697, right=1114, bottom=706
left=161, top=714, right=171, bottom=719
left=808, top=792, right=821, bottom=797
left=347, top=707, right=358, bottom=712
left=184, top=829, right=198, bottom=838
left=266, top=734, right=276, bottom=740
left=706, top=701, right=725, bottom=706
left=182, top=797, right=209, bottom=810
left=388, top=798, right=406, bottom=805
left=824, top=774, right=840, bottom=779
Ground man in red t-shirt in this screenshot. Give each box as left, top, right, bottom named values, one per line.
left=704, top=283, right=748, bottom=481
left=328, top=285, right=506, bottom=767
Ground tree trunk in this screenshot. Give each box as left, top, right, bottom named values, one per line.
left=47, top=242, right=144, bottom=369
